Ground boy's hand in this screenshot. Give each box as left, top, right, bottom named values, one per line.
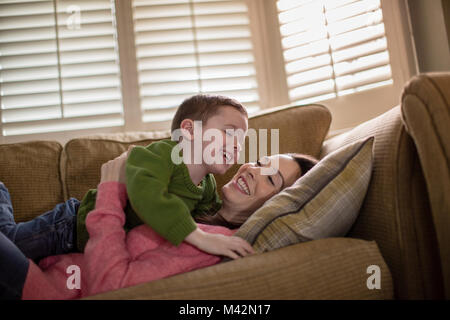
left=185, top=228, right=254, bottom=260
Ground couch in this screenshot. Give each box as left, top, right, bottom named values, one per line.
left=0, top=73, right=448, bottom=300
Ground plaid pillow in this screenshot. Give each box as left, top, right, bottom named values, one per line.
left=234, top=137, right=374, bottom=253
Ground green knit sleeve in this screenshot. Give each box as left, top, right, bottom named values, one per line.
left=126, top=141, right=197, bottom=246
left=76, top=188, right=98, bottom=252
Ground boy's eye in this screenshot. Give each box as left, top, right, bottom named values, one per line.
left=268, top=176, right=275, bottom=186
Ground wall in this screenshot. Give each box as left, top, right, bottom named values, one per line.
left=408, top=0, right=450, bottom=72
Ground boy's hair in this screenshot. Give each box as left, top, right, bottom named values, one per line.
left=171, top=94, right=248, bottom=133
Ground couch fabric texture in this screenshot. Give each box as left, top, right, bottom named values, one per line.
left=0, top=73, right=448, bottom=299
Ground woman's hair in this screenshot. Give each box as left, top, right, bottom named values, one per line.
left=286, top=153, right=319, bottom=180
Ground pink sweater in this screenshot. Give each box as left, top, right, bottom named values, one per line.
left=22, top=182, right=234, bottom=299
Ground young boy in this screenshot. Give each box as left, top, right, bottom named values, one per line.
left=75, top=94, right=253, bottom=258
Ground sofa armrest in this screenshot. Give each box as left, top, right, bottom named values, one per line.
left=401, top=72, right=450, bottom=298
left=319, top=104, right=445, bottom=299
left=86, top=238, right=393, bottom=300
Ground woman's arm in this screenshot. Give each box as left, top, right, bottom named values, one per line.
left=83, top=150, right=134, bottom=296
left=82, top=148, right=254, bottom=297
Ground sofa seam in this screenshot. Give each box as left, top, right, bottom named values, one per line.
left=401, top=76, right=448, bottom=172
left=397, top=128, right=428, bottom=298
left=248, top=103, right=330, bottom=121
left=55, top=143, right=65, bottom=203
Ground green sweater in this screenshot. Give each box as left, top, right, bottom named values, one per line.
left=76, top=139, right=222, bottom=251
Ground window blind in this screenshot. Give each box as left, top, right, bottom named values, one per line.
left=132, top=0, right=260, bottom=123
left=277, top=0, right=393, bottom=104
left=0, top=0, right=123, bottom=136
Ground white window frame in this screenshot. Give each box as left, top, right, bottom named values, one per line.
left=0, top=0, right=416, bottom=144
left=247, top=0, right=417, bottom=134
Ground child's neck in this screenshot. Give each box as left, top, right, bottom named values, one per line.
left=185, top=162, right=208, bottom=186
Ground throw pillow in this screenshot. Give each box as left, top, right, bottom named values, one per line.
left=234, top=136, right=374, bottom=253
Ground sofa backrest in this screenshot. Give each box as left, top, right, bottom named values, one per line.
left=0, top=104, right=331, bottom=223
left=0, top=141, right=64, bottom=223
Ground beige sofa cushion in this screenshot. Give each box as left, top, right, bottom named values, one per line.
left=86, top=238, right=393, bottom=300
left=0, top=141, right=64, bottom=222
left=235, top=137, right=374, bottom=253
left=401, top=73, right=450, bottom=298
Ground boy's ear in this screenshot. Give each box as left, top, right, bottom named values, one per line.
left=179, top=119, right=194, bottom=141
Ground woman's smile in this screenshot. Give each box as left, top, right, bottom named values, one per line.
left=234, top=175, right=250, bottom=195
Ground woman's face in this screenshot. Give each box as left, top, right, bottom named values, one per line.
left=221, top=155, right=301, bottom=214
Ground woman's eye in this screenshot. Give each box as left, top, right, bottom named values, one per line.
left=257, top=160, right=274, bottom=185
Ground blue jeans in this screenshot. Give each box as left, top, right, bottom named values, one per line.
left=0, top=182, right=79, bottom=262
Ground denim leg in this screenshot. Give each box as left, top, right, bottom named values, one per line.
left=0, top=182, right=80, bottom=261
left=0, top=232, right=29, bottom=300
left=0, top=182, right=16, bottom=232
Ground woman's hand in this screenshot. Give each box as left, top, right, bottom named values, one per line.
left=100, top=146, right=135, bottom=184
left=185, top=228, right=254, bottom=259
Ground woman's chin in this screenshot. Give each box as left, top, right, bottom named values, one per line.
left=222, top=184, right=237, bottom=202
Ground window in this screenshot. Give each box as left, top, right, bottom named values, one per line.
left=0, top=0, right=415, bottom=143
left=0, top=0, right=123, bottom=138
left=131, top=0, right=260, bottom=124
left=250, top=0, right=415, bottom=131
left=277, top=0, right=393, bottom=105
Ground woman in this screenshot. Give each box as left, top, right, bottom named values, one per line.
left=0, top=152, right=317, bottom=300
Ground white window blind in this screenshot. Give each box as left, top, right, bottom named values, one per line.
left=0, top=0, right=123, bottom=136
left=132, top=0, right=260, bottom=123
left=277, top=0, right=393, bottom=105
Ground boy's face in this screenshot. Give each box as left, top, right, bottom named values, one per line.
left=199, top=105, right=248, bottom=175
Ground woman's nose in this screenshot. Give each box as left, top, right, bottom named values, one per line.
left=245, top=164, right=260, bottom=180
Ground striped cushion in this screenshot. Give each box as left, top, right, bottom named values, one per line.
left=235, top=137, right=374, bottom=253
